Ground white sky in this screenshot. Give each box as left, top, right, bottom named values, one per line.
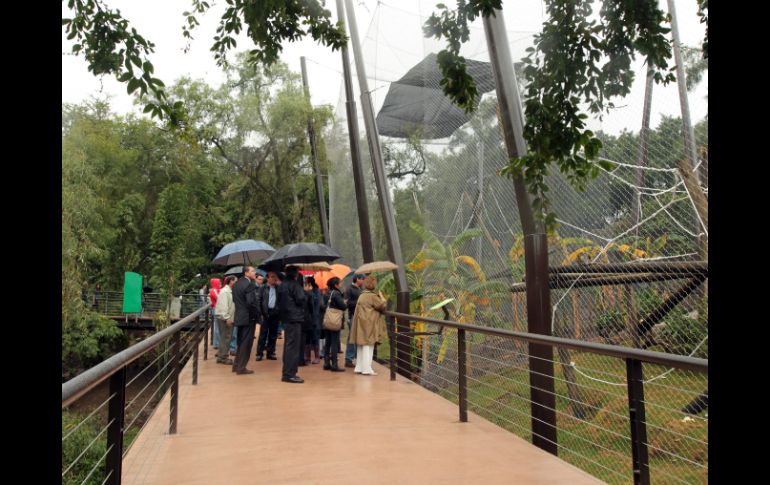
left=62, top=0, right=707, bottom=135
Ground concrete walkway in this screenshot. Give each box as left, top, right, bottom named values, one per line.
left=122, top=337, right=605, bottom=485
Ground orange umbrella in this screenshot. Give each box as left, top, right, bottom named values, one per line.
left=313, top=263, right=351, bottom=290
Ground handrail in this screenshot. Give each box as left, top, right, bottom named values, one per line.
left=62, top=306, right=208, bottom=408
left=382, top=310, right=707, bottom=373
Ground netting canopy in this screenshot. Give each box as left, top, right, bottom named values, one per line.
left=376, top=53, right=496, bottom=139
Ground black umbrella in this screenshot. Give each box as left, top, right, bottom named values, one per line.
left=258, top=243, right=341, bottom=272
left=376, top=53, right=496, bottom=139
left=224, top=266, right=267, bottom=277
left=224, top=266, right=243, bottom=277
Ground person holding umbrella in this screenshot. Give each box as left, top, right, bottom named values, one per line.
left=231, top=266, right=260, bottom=375
left=278, top=266, right=307, bottom=383
left=349, top=275, right=388, bottom=376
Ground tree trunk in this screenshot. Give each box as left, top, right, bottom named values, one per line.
left=557, top=346, right=587, bottom=420
left=290, top=174, right=305, bottom=240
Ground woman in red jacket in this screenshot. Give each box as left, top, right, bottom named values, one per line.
left=210, top=278, right=222, bottom=348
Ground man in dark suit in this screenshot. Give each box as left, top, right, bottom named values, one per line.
left=278, top=266, right=307, bottom=383
left=255, top=271, right=281, bottom=361
left=232, top=266, right=259, bottom=375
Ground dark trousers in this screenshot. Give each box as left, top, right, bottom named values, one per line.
left=216, top=317, right=233, bottom=362
left=282, top=322, right=302, bottom=379
left=299, top=328, right=311, bottom=363
left=257, top=313, right=280, bottom=356
left=323, top=331, right=341, bottom=364
left=233, top=323, right=256, bottom=372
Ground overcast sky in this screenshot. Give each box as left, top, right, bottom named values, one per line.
left=62, top=0, right=707, bottom=136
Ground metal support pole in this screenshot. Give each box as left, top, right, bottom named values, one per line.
left=524, top=234, right=557, bottom=452
left=343, top=0, right=412, bottom=379
left=667, top=0, right=700, bottom=182
left=105, top=367, right=126, bottom=485
left=335, top=0, right=374, bottom=264
left=633, top=69, right=654, bottom=236
left=483, top=9, right=557, bottom=454
left=458, top=328, right=468, bottom=423
left=477, top=141, right=484, bottom=264
left=626, top=358, right=651, bottom=485
left=395, top=292, right=412, bottom=380
left=300, top=56, right=331, bottom=246
left=169, top=332, right=180, bottom=435
left=667, top=0, right=706, bottom=262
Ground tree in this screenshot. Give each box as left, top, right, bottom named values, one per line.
left=160, top=56, right=334, bottom=245
left=62, top=0, right=347, bottom=122
left=62, top=113, right=125, bottom=379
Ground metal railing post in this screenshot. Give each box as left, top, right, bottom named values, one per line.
left=626, top=358, right=651, bottom=485
left=105, top=366, right=126, bottom=485
left=388, top=314, right=396, bottom=381
left=192, top=329, right=199, bottom=386
left=458, top=328, right=468, bottom=422
left=210, top=309, right=214, bottom=345
left=169, top=332, right=180, bottom=434
left=203, top=312, right=209, bottom=361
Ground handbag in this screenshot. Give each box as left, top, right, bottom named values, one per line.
left=322, top=290, right=344, bottom=331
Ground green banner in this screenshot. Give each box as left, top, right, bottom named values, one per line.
left=123, top=272, right=143, bottom=313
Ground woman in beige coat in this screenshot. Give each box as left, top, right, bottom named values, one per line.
left=349, top=276, right=387, bottom=375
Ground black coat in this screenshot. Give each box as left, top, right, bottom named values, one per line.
left=326, top=288, right=347, bottom=331
left=345, top=284, right=362, bottom=316
left=302, top=290, right=314, bottom=331
left=256, top=283, right=280, bottom=323
left=278, top=278, right=306, bottom=323
left=232, top=277, right=259, bottom=327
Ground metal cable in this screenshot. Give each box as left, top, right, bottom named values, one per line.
left=62, top=417, right=115, bottom=478
left=77, top=443, right=113, bottom=485
left=62, top=392, right=116, bottom=442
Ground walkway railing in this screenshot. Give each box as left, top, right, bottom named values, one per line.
left=383, top=310, right=708, bottom=485
left=86, top=291, right=205, bottom=319
left=62, top=306, right=210, bottom=485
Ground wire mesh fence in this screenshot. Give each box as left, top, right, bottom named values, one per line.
left=325, top=1, right=707, bottom=483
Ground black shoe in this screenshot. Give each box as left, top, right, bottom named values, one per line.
left=281, top=376, right=304, bottom=383
left=344, top=362, right=355, bottom=368
left=255, top=355, right=263, bottom=361
left=298, top=361, right=307, bottom=367
left=267, top=354, right=277, bottom=360
left=331, top=367, right=345, bottom=372
left=323, top=364, right=331, bottom=370
left=236, top=369, right=255, bottom=375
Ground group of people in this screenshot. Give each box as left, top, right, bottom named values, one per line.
left=204, top=265, right=388, bottom=383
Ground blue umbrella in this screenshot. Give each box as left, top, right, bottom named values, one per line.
left=212, top=240, right=275, bottom=266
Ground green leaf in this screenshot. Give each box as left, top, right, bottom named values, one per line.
left=597, top=159, right=616, bottom=171
left=127, top=78, right=141, bottom=94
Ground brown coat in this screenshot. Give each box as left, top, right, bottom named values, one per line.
left=349, top=290, right=387, bottom=345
